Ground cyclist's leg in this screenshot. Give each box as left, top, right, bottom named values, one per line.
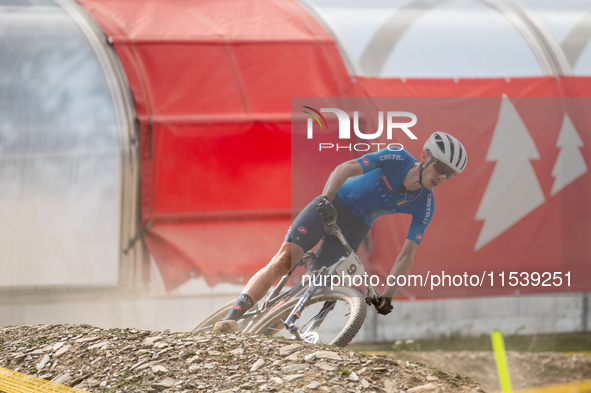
left=242, top=195, right=328, bottom=301
left=215, top=196, right=326, bottom=330
left=214, top=243, right=304, bottom=332
left=242, top=242, right=304, bottom=304
left=307, top=195, right=370, bottom=273
left=306, top=236, right=347, bottom=273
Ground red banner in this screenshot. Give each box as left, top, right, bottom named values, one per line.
left=292, top=93, right=591, bottom=297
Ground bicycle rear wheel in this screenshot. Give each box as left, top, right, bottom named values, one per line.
left=191, top=299, right=235, bottom=333
left=248, top=286, right=366, bottom=347
left=191, top=300, right=261, bottom=333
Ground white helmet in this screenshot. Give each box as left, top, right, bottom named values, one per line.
left=423, top=132, right=467, bottom=173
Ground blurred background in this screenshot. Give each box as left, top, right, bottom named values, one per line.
left=0, top=0, right=590, bottom=344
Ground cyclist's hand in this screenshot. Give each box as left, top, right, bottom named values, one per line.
left=372, top=296, right=393, bottom=315
left=317, top=196, right=337, bottom=224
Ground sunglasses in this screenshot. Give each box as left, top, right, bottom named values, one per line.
left=427, top=151, right=456, bottom=180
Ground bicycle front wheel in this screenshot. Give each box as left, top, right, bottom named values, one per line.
left=248, top=286, right=366, bottom=347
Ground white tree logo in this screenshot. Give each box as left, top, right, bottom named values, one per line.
left=475, top=96, right=545, bottom=251
left=550, top=114, right=588, bottom=196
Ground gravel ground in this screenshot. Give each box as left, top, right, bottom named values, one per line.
left=0, top=324, right=484, bottom=393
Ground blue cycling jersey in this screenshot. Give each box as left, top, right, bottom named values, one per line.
left=336, top=148, right=434, bottom=244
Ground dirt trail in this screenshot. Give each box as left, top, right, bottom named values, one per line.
left=390, top=350, right=591, bottom=392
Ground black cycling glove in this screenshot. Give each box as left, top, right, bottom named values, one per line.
left=366, top=296, right=393, bottom=315
left=316, top=196, right=337, bottom=224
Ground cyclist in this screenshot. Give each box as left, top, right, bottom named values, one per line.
left=213, top=132, right=467, bottom=333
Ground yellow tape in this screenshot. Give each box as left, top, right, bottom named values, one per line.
left=0, top=367, right=90, bottom=393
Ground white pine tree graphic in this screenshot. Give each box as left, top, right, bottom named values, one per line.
left=550, top=114, right=588, bottom=196
left=475, top=96, right=545, bottom=250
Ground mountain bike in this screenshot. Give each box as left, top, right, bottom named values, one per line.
left=191, top=219, right=381, bottom=347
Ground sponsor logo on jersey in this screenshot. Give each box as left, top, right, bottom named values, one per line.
left=381, top=175, right=393, bottom=191
left=379, top=154, right=405, bottom=161
left=397, top=199, right=407, bottom=206
left=234, top=305, right=241, bottom=311
left=298, top=226, right=307, bottom=234
left=416, top=234, right=422, bottom=241
left=362, top=158, right=369, bottom=166
left=423, top=193, right=432, bottom=224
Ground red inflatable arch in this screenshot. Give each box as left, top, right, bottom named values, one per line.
left=78, top=0, right=591, bottom=295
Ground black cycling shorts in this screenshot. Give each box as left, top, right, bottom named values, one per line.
left=284, top=194, right=371, bottom=273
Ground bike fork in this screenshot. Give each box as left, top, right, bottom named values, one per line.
left=304, top=300, right=336, bottom=334
left=283, top=266, right=329, bottom=336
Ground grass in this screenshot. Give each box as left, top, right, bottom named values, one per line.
left=429, top=369, right=473, bottom=388
left=347, top=348, right=368, bottom=357
left=28, top=336, right=52, bottom=345
left=108, top=328, right=132, bottom=338
left=340, top=366, right=350, bottom=376
left=112, top=370, right=141, bottom=391
left=433, top=370, right=448, bottom=380
left=350, top=332, right=591, bottom=353
left=316, top=342, right=337, bottom=350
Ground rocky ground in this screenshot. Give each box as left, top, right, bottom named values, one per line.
left=0, top=324, right=484, bottom=393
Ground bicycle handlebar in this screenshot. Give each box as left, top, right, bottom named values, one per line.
left=323, top=221, right=379, bottom=299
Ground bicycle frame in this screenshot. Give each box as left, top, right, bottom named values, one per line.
left=195, top=222, right=379, bottom=339
left=262, top=251, right=316, bottom=309
left=282, top=222, right=380, bottom=338
left=193, top=252, right=316, bottom=334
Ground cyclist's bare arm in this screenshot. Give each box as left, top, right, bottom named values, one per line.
left=321, top=160, right=363, bottom=201
left=382, top=239, right=418, bottom=298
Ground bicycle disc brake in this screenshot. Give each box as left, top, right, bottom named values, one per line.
left=284, top=325, right=318, bottom=344
left=300, top=332, right=319, bottom=344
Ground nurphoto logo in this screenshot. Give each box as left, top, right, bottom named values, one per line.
left=302, top=106, right=416, bottom=152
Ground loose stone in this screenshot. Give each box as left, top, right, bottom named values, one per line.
left=250, top=358, right=265, bottom=372
left=314, top=351, right=342, bottom=361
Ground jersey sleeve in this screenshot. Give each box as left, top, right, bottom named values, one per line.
left=406, top=193, right=435, bottom=245
left=356, top=152, right=380, bottom=173
left=356, top=148, right=408, bottom=174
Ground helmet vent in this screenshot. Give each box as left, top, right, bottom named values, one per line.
left=444, top=133, right=454, bottom=157
left=435, top=134, right=445, bottom=152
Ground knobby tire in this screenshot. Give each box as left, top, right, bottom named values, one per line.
left=249, top=286, right=366, bottom=347
left=191, top=299, right=236, bottom=333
